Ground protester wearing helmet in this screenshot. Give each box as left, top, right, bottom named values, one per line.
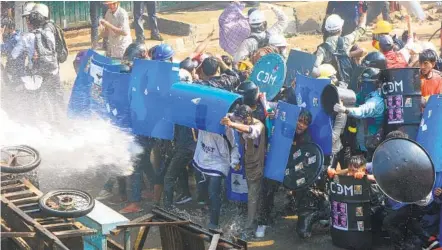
left=152, top=43, right=174, bottom=62
left=371, top=19, right=393, bottom=50
left=256, top=109, right=313, bottom=238
left=221, top=104, right=266, bottom=235
left=119, top=42, right=148, bottom=72
left=179, top=57, right=199, bottom=81
left=268, top=34, right=288, bottom=58
left=419, top=49, right=442, bottom=100
left=323, top=2, right=365, bottom=39
left=361, top=51, right=387, bottom=70
left=314, top=12, right=367, bottom=77
left=99, top=1, right=132, bottom=59
left=197, top=56, right=240, bottom=92
left=233, top=3, right=288, bottom=64
left=333, top=67, right=384, bottom=160
left=317, top=63, right=338, bottom=82
left=378, top=15, right=416, bottom=69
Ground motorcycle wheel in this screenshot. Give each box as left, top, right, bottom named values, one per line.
left=39, top=189, right=95, bottom=218
left=1, top=145, right=41, bottom=174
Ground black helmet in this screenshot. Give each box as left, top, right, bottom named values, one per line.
left=123, top=43, right=147, bottom=61
left=179, top=57, right=198, bottom=73
left=359, top=67, right=380, bottom=82
left=361, top=52, right=387, bottom=70
left=237, top=80, right=259, bottom=106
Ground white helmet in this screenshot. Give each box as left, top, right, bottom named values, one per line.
left=249, top=10, right=265, bottom=25
left=325, top=14, right=344, bottom=32
left=22, top=2, right=36, bottom=17
left=31, top=3, right=49, bottom=19
left=269, top=34, right=288, bottom=47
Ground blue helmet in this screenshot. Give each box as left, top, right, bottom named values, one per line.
left=152, top=44, right=174, bottom=61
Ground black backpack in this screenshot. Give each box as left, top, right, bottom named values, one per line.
left=319, top=37, right=354, bottom=83
left=44, top=20, right=68, bottom=63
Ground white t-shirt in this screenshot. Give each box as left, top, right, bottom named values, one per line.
left=104, top=6, right=132, bottom=59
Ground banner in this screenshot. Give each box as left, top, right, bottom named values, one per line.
left=285, top=49, right=316, bottom=87
left=295, top=75, right=333, bottom=155
left=264, top=101, right=301, bottom=182
left=249, top=53, right=286, bottom=101
left=417, top=95, right=442, bottom=172
left=168, top=83, right=242, bottom=135
left=129, top=59, right=179, bottom=140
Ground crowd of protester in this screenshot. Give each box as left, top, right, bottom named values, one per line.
left=2, top=1, right=442, bottom=249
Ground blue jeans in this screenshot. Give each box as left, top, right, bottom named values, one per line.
left=90, top=2, right=108, bottom=48
left=163, top=147, right=194, bottom=207
left=133, top=1, right=159, bottom=42
left=194, top=170, right=223, bottom=227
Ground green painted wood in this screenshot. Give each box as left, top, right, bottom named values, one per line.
left=33, top=1, right=203, bottom=30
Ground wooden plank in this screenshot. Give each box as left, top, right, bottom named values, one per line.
left=134, top=226, right=151, bottom=250
left=42, top=222, right=75, bottom=230
left=1, top=183, right=26, bottom=192
left=16, top=203, right=39, bottom=209
left=107, top=238, right=124, bottom=250
left=52, top=229, right=97, bottom=238
left=9, top=196, right=40, bottom=205
left=23, top=208, right=40, bottom=214
left=4, top=189, right=34, bottom=198
left=117, top=220, right=190, bottom=229
left=208, top=234, right=220, bottom=250
left=1, top=196, right=70, bottom=250
left=1, top=232, right=36, bottom=238
left=1, top=220, right=31, bottom=250
left=110, top=213, right=154, bottom=236
left=1, top=179, right=20, bottom=186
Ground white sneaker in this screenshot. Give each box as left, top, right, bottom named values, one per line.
left=96, top=190, right=113, bottom=200
left=255, top=225, right=267, bottom=238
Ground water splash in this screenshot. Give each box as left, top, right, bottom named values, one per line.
left=0, top=108, right=142, bottom=177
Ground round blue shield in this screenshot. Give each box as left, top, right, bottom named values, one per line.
left=249, top=53, right=286, bottom=101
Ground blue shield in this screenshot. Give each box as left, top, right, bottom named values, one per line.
left=285, top=49, right=316, bottom=87
left=88, top=58, right=124, bottom=119
left=168, top=83, right=242, bottom=134
left=226, top=131, right=248, bottom=202
left=264, top=101, right=301, bottom=182
left=417, top=95, right=442, bottom=172
left=68, top=50, right=104, bottom=117
left=101, top=69, right=132, bottom=129
left=249, top=53, right=286, bottom=101
left=129, top=59, right=179, bottom=140
left=295, top=75, right=333, bottom=155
